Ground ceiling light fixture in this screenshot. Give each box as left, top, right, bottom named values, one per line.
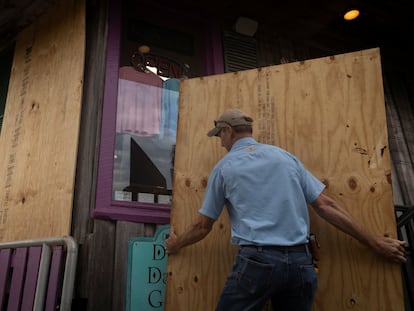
left=344, top=9, right=360, bottom=21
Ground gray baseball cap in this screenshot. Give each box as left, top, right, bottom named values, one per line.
left=207, top=108, right=253, bottom=137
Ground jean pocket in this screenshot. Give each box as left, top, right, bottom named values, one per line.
left=299, top=264, right=318, bottom=299
left=236, top=255, right=273, bottom=296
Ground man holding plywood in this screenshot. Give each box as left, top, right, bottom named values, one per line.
left=166, top=108, right=406, bottom=311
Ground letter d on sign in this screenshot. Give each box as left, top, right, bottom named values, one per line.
left=148, top=266, right=162, bottom=284
left=153, top=244, right=166, bottom=260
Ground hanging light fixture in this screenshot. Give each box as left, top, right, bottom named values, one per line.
left=343, top=9, right=360, bottom=21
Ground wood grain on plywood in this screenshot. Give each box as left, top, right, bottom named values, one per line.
left=166, top=48, right=403, bottom=311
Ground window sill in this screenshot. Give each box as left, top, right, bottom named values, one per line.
left=92, top=201, right=171, bottom=224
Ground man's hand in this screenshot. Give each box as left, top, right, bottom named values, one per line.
left=165, top=214, right=215, bottom=255
left=374, top=235, right=407, bottom=264
left=165, top=225, right=179, bottom=255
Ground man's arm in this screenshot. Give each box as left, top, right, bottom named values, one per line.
left=311, top=193, right=407, bottom=263
left=165, top=213, right=215, bottom=255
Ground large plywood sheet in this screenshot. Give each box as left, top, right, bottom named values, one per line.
left=0, top=0, right=85, bottom=242
left=166, top=48, right=403, bottom=310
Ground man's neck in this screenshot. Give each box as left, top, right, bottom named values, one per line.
left=230, top=134, right=252, bottom=147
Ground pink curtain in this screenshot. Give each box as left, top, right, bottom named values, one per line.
left=116, top=66, right=163, bottom=136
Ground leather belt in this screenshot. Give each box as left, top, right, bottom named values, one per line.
left=241, top=244, right=308, bottom=252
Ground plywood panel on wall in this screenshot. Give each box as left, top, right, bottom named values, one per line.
left=166, top=48, right=403, bottom=311
left=0, top=0, right=85, bottom=242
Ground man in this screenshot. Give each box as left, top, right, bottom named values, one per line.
left=165, top=108, right=406, bottom=311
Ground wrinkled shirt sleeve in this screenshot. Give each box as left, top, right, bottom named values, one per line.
left=297, top=159, right=325, bottom=203
left=199, top=164, right=226, bottom=220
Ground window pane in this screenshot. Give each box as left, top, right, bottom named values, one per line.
left=113, top=66, right=179, bottom=204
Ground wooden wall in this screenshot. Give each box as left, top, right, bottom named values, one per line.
left=166, top=48, right=404, bottom=311
left=0, top=0, right=85, bottom=242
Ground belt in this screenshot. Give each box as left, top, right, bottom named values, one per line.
left=241, top=244, right=308, bottom=252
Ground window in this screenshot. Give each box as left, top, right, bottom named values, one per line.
left=93, top=0, right=223, bottom=223
left=113, top=62, right=181, bottom=205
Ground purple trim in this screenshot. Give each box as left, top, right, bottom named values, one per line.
left=0, top=249, right=12, bottom=307
left=205, top=18, right=225, bottom=75
left=9, top=248, right=28, bottom=310
left=94, top=0, right=173, bottom=223
left=45, top=247, right=64, bottom=311
left=94, top=0, right=224, bottom=224
left=94, top=0, right=122, bottom=213
left=93, top=203, right=171, bottom=224
left=21, top=246, right=42, bottom=310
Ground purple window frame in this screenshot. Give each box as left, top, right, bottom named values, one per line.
left=92, top=0, right=224, bottom=224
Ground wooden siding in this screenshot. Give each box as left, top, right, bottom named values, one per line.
left=383, top=73, right=414, bottom=206
left=71, top=0, right=108, bottom=244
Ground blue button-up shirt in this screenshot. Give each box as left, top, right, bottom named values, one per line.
left=199, top=137, right=325, bottom=245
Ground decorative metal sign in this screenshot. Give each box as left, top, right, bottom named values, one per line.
left=131, top=49, right=189, bottom=79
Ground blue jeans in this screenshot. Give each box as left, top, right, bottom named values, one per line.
left=215, top=246, right=317, bottom=311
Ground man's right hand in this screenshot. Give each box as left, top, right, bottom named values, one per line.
left=165, top=225, right=179, bottom=255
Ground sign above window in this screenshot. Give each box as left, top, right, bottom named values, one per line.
left=131, top=47, right=189, bottom=79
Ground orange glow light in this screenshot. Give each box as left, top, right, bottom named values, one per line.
left=344, top=9, right=360, bottom=21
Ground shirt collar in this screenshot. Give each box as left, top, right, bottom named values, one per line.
left=230, top=137, right=257, bottom=152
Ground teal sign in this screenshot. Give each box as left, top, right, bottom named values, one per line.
left=126, top=225, right=169, bottom=311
